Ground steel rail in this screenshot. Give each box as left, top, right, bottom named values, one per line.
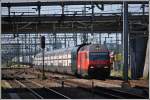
left=95, top=86, right=147, bottom=99
left=15, top=80, right=44, bottom=99
left=27, top=79, right=71, bottom=99
left=46, top=75, right=147, bottom=99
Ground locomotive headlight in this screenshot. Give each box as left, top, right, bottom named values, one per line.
left=104, top=66, right=108, bottom=68
left=90, top=66, right=94, bottom=68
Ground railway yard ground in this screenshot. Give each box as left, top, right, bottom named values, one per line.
left=1, top=67, right=149, bottom=99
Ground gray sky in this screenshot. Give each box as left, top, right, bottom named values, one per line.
left=2, top=4, right=149, bottom=15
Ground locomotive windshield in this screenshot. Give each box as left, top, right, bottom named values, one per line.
left=89, top=52, right=109, bottom=60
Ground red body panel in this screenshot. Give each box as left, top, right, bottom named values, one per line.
left=89, top=60, right=110, bottom=66
left=77, top=51, right=89, bottom=73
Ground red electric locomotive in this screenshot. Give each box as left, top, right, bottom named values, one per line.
left=33, top=43, right=111, bottom=79
left=77, top=44, right=111, bottom=78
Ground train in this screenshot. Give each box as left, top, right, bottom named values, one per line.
left=33, top=43, right=112, bottom=78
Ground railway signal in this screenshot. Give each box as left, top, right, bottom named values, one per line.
left=40, top=36, right=46, bottom=80
left=40, top=36, right=45, bottom=49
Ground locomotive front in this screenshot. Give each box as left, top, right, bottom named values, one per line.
left=88, top=44, right=111, bottom=78
left=77, top=44, right=111, bottom=78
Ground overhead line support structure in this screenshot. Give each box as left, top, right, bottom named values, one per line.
left=123, top=1, right=129, bottom=83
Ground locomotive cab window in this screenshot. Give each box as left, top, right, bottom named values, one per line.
left=89, top=52, right=109, bottom=60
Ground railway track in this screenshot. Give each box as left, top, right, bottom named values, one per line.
left=23, top=78, right=148, bottom=99
left=28, top=76, right=147, bottom=99
left=40, top=75, right=147, bottom=99
left=63, top=80, right=147, bottom=99
left=2, top=68, right=148, bottom=99
left=26, top=69, right=148, bottom=99
left=14, top=79, right=71, bottom=99
left=2, top=80, right=39, bottom=99
left=90, top=86, right=147, bottom=99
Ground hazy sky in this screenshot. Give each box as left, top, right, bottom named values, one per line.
left=2, top=4, right=148, bottom=15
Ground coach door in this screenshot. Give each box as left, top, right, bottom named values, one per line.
left=77, top=52, right=82, bottom=75
left=82, top=52, right=88, bottom=72
left=80, top=52, right=86, bottom=74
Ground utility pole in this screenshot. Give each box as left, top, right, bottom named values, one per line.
left=122, top=1, right=130, bottom=88
left=123, top=1, right=128, bottom=82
